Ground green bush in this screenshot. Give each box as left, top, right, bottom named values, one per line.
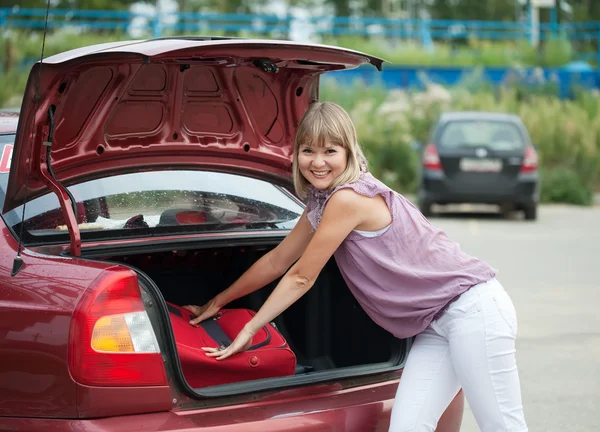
left=0, top=30, right=126, bottom=69
left=0, top=68, right=29, bottom=109
left=0, top=31, right=589, bottom=108
left=540, top=168, right=594, bottom=205
left=0, top=30, right=127, bottom=108
left=320, top=35, right=576, bottom=68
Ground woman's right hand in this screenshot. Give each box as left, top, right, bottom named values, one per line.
left=183, top=298, right=222, bottom=325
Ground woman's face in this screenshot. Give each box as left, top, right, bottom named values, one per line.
left=297, top=142, right=348, bottom=190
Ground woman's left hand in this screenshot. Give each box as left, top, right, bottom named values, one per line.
left=202, top=327, right=255, bottom=361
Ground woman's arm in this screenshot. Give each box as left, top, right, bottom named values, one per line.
left=189, top=210, right=314, bottom=324
left=216, top=211, right=315, bottom=305
left=204, top=189, right=364, bottom=359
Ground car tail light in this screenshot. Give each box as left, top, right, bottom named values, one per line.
left=520, top=146, right=538, bottom=173
left=69, top=268, right=167, bottom=387
left=423, top=144, right=442, bottom=171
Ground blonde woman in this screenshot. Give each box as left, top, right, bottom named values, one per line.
left=186, top=102, right=528, bottom=432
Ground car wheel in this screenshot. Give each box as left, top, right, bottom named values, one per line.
left=524, top=205, right=537, bottom=221
left=419, top=200, right=433, bottom=217
left=499, top=202, right=514, bottom=219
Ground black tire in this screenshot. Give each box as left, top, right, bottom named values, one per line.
left=419, top=200, right=433, bottom=217
left=499, top=202, right=514, bottom=220
left=524, top=205, right=537, bottom=221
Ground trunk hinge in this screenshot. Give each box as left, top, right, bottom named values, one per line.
left=38, top=107, right=81, bottom=256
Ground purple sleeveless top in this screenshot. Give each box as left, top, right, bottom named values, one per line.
left=306, top=172, right=496, bottom=339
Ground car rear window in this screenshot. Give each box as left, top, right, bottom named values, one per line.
left=2, top=170, right=303, bottom=241
left=438, top=120, right=525, bottom=150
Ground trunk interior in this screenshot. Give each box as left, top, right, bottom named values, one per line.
left=100, top=243, right=406, bottom=389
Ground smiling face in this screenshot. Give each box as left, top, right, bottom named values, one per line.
left=297, top=142, right=348, bottom=190
left=292, top=102, right=367, bottom=199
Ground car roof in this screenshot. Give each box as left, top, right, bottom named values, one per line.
left=439, top=111, right=522, bottom=123
left=0, top=111, right=19, bottom=134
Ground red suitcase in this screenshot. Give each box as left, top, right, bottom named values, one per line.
left=166, top=302, right=297, bottom=388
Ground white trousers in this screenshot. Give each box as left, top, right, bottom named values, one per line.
left=389, top=278, right=528, bottom=432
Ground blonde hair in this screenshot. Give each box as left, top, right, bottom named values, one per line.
left=293, top=102, right=368, bottom=199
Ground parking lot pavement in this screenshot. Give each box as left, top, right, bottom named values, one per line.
left=426, top=204, right=600, bottom=432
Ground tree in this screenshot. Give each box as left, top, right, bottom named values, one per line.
left=0, top=0, right=141, bottom=10
left=428, top=0, right=456, bottom=20
left=428, top=0, right=517, bottom=21
left=176, top=0, right=270, bottom=15
left=571, top=0, right=600, bottom=21
left=0, top=0, right=43, bottom=6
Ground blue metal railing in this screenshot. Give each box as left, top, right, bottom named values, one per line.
left=1, top=8, right=599, bottom=65
left=0, top=8, right=596, bottom=39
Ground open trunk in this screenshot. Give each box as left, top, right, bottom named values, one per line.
left=97, top=240, right=407, bottom=395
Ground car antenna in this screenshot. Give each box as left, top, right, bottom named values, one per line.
left=12, top=0, right=52, bottom=277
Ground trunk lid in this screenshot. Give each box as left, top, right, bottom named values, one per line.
left=438, top=146, right=525, bottom=189
left=436, top=118, right=527, bottom=190
left=4, top=38, right=384, bottom=214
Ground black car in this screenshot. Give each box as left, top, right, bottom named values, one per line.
left=417, top=111, right=540, bottom=220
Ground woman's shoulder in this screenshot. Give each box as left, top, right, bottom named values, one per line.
left=327, top=186, right=364, bottom=207
left=308, top=172, right=393, bottom=208
left=333, top=172, right=392, bottom=198
left=306, top=172, right=397, bottom=231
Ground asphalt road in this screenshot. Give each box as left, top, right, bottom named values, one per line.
left=426, top=204, right=600, bottom=432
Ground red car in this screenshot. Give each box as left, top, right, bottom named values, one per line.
left=0, top=38, right=463, bottom=431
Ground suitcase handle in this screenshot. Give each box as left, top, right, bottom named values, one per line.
left=199, top=318, right=233, bottom=349
left=200, top=312, right=272, bottom=351
left=167, top=303, right=276, bottom=350
left=247, top=325, right=271, bottom=351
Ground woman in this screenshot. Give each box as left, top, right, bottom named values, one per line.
left=184, top=102, right=528, bottom=432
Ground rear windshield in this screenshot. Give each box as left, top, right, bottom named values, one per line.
left=438, top=120, right=525, bottom=150
left=2, top=169, right=303, bottom=242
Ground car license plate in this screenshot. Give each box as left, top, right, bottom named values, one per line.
left=459, top=158, right=502, bottom=173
